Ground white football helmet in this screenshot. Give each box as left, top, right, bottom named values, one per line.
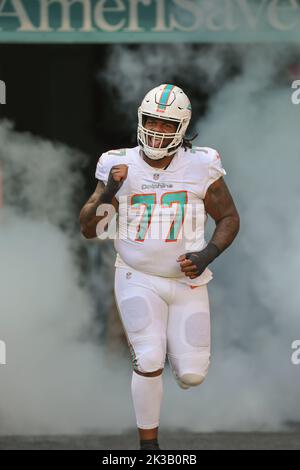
left=137, top=84, right=192, bottom=160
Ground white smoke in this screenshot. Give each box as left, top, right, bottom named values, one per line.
left=0, top=121, right=134, bottom=435
left=97, top=43, right=233, bottom=135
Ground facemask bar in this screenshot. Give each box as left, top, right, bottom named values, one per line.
left=144, top=129, right=178, bottom=149
left=138, top=111, right=183, bottom=152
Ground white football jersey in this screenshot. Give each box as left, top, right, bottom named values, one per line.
left=95, top=145, right=226, bottom=286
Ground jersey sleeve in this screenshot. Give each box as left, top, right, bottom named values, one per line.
left=95, top=153, right=109, bottom=184
left=202, top=149, right=227, bottom=198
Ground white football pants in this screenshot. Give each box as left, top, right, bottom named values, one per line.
left=114, top=266, right=211, bottom=430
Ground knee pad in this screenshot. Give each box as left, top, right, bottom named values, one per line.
left=179, top=373, right=206, bottom=387
left=138, top=342, right=166, bottom=373
left=176, top=351, right=210, bottom=386
left=119, top=296, right=166, bottom=373
left=127, top=335, right=166, bottom=374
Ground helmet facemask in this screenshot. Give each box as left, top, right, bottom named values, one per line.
left=138, top=110, right=189, bottom=161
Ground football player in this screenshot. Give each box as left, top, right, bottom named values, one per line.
left=80, top=84, right=240, bottom=450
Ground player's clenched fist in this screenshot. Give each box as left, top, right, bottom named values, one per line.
left=100, top=164, right=128, bottom=203
left=109, top=164, right=128, bottom=183
left=176, top=242, right=221, bottom=279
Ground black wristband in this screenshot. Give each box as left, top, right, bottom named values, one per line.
left=205, top=242, right=222, bottom=260
left=185, top=242, right=221, bottom=276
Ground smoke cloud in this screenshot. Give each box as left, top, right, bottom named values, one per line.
left=0, top=121, right=133, bottom=435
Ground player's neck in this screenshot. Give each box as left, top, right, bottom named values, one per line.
left=141, top=151, right=174, bottom=169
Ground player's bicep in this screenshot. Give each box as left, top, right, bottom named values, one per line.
left=204, top=177, right=239, bottom=223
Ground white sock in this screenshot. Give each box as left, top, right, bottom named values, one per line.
left=131, top=370, right=163, bottom=429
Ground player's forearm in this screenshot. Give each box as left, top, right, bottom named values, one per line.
left=209, top=214, right=240, bottom=253
left=80, top=176, right=121, bottom=239
left=80, top=199, right=108, bottom=239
